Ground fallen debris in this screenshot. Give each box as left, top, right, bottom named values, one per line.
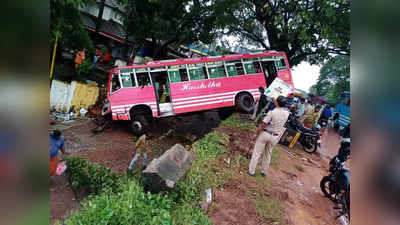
left=159, top=129, right=175, bottom=140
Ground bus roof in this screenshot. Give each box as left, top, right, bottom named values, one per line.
left=113, top=50, right=287, bottom=73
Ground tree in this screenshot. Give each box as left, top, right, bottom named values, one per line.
left=120, top=0, right=231, bottom=59
left=311, top=55, right=349, bottom=105
left=50, top=0, right=96, bottom=55
left=221, top=0, right=350, bottom=67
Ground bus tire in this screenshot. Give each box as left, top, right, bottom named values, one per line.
left=129, top=115, right=149, bottom=136
left=237, top=93, right=254, bottom=113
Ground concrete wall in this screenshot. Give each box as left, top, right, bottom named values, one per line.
left=50, top=80, right=99, bottom=113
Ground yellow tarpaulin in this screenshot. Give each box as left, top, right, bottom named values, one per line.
left=70, top=82, right=99, bottom=112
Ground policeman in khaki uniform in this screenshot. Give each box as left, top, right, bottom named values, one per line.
left=248, top=96, right=289, bottom=177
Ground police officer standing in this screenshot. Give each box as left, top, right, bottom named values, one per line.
left=248, top=96, right=289, bottom=177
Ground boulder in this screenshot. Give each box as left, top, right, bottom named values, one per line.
left=141, top=144, right=195, bottom=193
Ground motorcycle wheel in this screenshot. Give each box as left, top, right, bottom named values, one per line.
left=303, top=136, right=318, bottom=153
left=320, top=176, right=336, bottom=201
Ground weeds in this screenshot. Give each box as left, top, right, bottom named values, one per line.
left=253, top=193, right=286, bottom=225
left=220, top=114, right=255, bottom=130
left=270, top=148, right=281, bottom=168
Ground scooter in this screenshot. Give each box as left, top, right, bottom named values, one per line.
left=320, top=138, right=350, bottom=221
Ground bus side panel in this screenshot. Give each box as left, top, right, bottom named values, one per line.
left=108, top=86, right=157, bottom=120
left=170, top=73, right=265, bottom=115
left=277, top=69, right=294, bottom=92
left=334, top=103, right=350, bottom=127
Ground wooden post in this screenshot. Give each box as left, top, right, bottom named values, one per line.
left=50, top=34, right=59, bottom=84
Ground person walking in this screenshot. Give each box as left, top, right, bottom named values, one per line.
left=128, top=134, right=151, bottom=170
left=251, top=86, right=268, bottom=120
left=248, top=96, right=289, bottom=177
left=50, top=130, right=67, bottom=188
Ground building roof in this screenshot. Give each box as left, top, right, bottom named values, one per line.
left=81, top=12, right=134, bottom=43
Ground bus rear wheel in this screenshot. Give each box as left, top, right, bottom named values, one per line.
left=236, top=93, right=254, bottom=113
left=129, top=115, right=149, bottom=136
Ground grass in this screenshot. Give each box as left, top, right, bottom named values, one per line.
left=253, top=193, right=286, bottom=225
left=270, top=148, right=281, bottom=168
left=220, top=114, right=256, bottom=130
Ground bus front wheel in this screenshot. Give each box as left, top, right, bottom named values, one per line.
left=236, top=93, right=254, bottom=113
left=130, top=115, right=149, bottom=136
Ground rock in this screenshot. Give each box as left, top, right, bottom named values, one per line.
left=142, top=144, right=195, bottom=193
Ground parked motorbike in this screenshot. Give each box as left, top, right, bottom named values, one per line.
left=320, top=138, right=350, bottom=220
left=284, top=112, right=322, bottom=153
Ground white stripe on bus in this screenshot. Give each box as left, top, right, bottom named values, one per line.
left=173, top=89, right=258, bottom=102
left=174, top=99, right=233, bottom=109
left=173, top=95, right=235, bottom=106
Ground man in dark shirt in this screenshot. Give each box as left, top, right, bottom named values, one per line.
left=256, top=87, right=268, bottom=116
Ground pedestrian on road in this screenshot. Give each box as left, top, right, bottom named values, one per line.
left=300, top=100, right=314, bottom=123
left=248, top=96, right=290, bottom=177
left=296, top=98, right=306, bottom=118
left=128, top=134, right=151, bottom=170
left=251, top=86, right=268, bottom=120
left=50, top=130, right=67, bottom=178
left=304, top=105, right=322, bottom=128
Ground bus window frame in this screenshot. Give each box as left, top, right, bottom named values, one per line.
left=135, top=68, right=153, bottom=87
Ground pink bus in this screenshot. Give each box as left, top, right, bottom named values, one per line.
left=104, top=51, right=294, bottom=134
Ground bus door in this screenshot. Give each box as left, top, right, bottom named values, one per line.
left=150, top=67, right=174, bottom=117
left=260, top=58, right=277, bottom=87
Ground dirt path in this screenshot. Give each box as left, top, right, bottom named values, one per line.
left=209, top=123, right=342, bottom=225
left=50, top=111, right=223, bottom=224
left=50, top=113, right=343, bottom=225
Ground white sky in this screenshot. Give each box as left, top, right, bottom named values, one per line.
left=291, top=62, right=321, bottom=92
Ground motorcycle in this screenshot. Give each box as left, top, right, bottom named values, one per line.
left=283, top=112, right=322, bottom=153
left=320, top=138, right=350, bottom=221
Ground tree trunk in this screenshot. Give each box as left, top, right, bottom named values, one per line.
left=95, top=0, right=106, bottom=43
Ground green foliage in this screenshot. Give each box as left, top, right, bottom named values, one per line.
left=50, top=0, right=95, bottom=54
left=172, top=131, right=229, bottom=203
left=65, top=180, right=174, bottom=225
left=220, top=114, right=255, bottom=130
left=87, top=163, right=120, bottom=194
left=76, top=59, right=93, bottom=81
left=193, top=131, right=228, bottom=161
left=221, top=0, right=350, bottom=66
left=171, top=203, right=212, bottom=225
left=66, top=157, right=89, bottom=188
left=310, top=55, right=350, bottom=105
left=121, top=0, right=231, bottom=59
left=66, top=157, right=119, bottom=194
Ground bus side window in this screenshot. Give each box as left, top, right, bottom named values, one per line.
left=111, top=74, right=121, bottom=92
left=226, top=64, right=237, bottom=76
left=168, top=70, right=181, bottom=83
left=244, top=62, right=255, bottom=74
left=136, top=72, right=151, bottom=86
left=179, top=68, right=189, bottom=82
left=130, top=73, right=137, bottom=87
left=235, top=63, right=245, bottom=75
left=120, top=74, right=132, bottom=87
left=189, top=67, right=205, bottom=81
left=253, top=61, right=262, bottom=73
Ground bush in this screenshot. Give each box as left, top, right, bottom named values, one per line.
left=66, top=157, right=120, bottom=194
left=65, top=157, right=88, bottom=189
left=65, top=180, right=174, bottom=225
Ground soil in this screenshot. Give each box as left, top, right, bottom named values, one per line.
left=209, top=120, right=344, bottom=225
left=50, top=112, right=345, bottom=225
left=50, top=110, right=223, bottom=224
